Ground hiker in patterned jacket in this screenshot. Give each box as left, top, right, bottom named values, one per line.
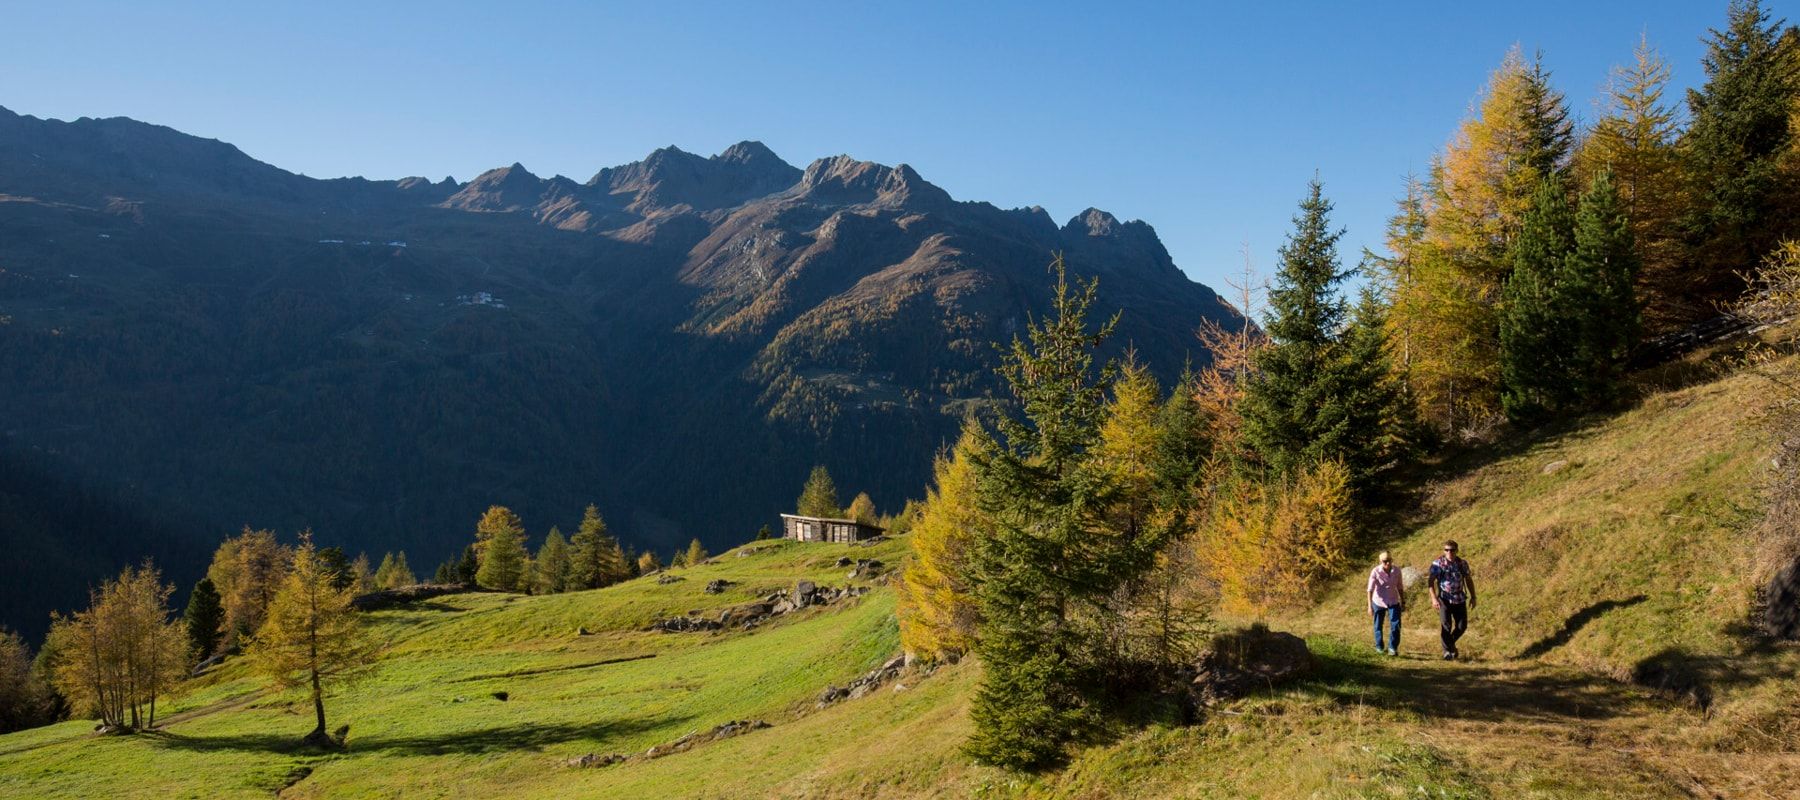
left=1429, top=540, right=1476, bottom=661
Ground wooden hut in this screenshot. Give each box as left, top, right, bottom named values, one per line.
left=779, top=513, right=884, bottom=543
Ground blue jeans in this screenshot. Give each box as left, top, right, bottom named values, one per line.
left=1372, top=604, right=1402, bottom=651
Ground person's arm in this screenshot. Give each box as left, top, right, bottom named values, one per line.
left=1367, top=570, right=1377, bottom=611
left=1429, top=565, right=1441, bottom=607
left=1464, top=563, right=1476, bottom=609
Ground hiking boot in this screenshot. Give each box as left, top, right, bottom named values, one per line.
left=1387, top=648, right=1398, bottom=657
left=1442, top=651, right=1454, bottom=660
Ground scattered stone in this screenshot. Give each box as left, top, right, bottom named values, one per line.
left=641, top=720, right=772, bottom=759
left=565, top=752, right=626, bottom=769
left=649, top=583, right=867, bottom=633
left=649, top=615, right=722, bottom=633
left=576, top=627, right=592, bottom=636
left=818, top=654, right=907, bottom=709
left=1542, top=460, right=1569, bottom=475
left=848, top=559, right=885, bottom=580
left=1400, top=565, right=1422, bottom=590
left=704, top=579, right=734, bottom=594
left=852, top=535, right=889, bottom=548
left=835, top=556, right=854, bottom=567
left=1183, top=624, right=1314, bottom=708
left=657, top=573, right=684, bottom=585
left=492, top=691, right=509, bottom=702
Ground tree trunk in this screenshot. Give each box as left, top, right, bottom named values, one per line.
left=310, top=669, right=326, bottom=740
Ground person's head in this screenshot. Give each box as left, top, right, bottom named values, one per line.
left=1378, top=550, right=1393, bottom=569
left=1442, top=540, right=1459, bottom=559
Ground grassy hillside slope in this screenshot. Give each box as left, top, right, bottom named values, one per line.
left=1, top=357, right=1795, bottom=799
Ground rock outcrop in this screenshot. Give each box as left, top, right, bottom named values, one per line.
left=1184, top=625, right=1314, bottom=707
left=648, top=582, right=869, bottom=633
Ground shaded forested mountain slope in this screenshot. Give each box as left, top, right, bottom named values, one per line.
left=0, top=106, right=1242, bottom=634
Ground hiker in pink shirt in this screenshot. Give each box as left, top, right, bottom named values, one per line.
left=1368, top=551, right=1404, bottom=656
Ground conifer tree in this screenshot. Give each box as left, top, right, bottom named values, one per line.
left=205, top=528, right=291, bottom=647
left=636, top=551, right=661, bottom=575
left=1368, top=174, right=1429, bottom=378
left=349, top=553, right=375, bottom=593
left=1566, top=169, right=1642, bottom=407
left=535, top=528, right=572, bottom=594
left=432, top=561, right=455, bottom=585
left=846, top=492, right=878, bottom=526
left=46, top=563, right=188, bottom=730
left=1579, top=33, right=1689, bottom=329
left=1241, top=179, right=1350, bottom=477
left=373, top=553, right=397, bottom=589
left=1241, top=180, right=1403, bottom=493
left=0, top=628, right=52, bottom=733
left=796, top=466, right=841, bottom=517
left=373, top=552, right=415, bottom=590
left=965, top=257, right=1121, bottom=770
left=475, top=510, right=528, bottom=591
left=316, top=547, right=354, bottom=592
left=569, top=505, right=626, bottom=589
left=474, top=506, right=525, bottom=565
left=454, top=545, right=478, bottom=584
left=1500, top=174, right=1579, bottom=420
left=1413, top=46, right=1574, bottom=429
left=183, top=577, right=225, bottom=659
left=1203, top=461, right=1355, bottom=617
left=1682, top=0, right=1800, bottom=300
left=754, top=524, right=775, bottom=541
left=250, top=533, right=379, bottom=747
left=1343, top=285, right=1424, bottom=481
left=897, top=418, right=990, bottom=661
left=682, top=538, right=708, bottom=567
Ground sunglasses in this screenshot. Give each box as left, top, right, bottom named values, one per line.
left=1380, top=558, right=1392, bottom=563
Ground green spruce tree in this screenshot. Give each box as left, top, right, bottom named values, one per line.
left=1500, top=173, right=1579, bottom=420
left=454, top=545, right=478, bottom=584
left=535, top=528, right=572, bottom=594
left=315, top=547, right=354, bottom=592
left=965, top=256, right=1121, bottom=770
left=1681, top=0, right=1800, bottom=301
left=183, top=578, right=225, bottom=659
left=1567, top=169, right=1642, bottom=407
left=1240, top=179, right=1400, bottom=493
left=569, top=505, right=626, bottom=589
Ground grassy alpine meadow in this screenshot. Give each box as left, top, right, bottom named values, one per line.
left=4, top=354, right=1798, bottom=799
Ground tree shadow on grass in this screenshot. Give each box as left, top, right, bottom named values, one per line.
left=1516, top=595, right=1648, bottom=659
left=1302, top=648, right=1655, bottom=725
left=143, top=710, right=693, bottom=757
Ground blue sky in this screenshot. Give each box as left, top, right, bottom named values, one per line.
left=0, top=1, right=1765, bottom=303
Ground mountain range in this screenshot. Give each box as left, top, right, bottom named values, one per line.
left=0, top=106, right=1243, bottom=637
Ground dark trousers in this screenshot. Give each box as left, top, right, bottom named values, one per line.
left=1372, top=604, right=1401, bottom=651
left=1438, top=602, right=1468, bottom=653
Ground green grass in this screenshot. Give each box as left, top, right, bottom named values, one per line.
left=3, top=356, right=1798, bottom=798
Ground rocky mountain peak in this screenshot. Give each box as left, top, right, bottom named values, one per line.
left=796, top=155, right=950, bottom=208
left=590, top=142, right=799, bottom=213
left=1064, top=207, right=1123, bottom=237
left=441, top=162, right=546, bottom=211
